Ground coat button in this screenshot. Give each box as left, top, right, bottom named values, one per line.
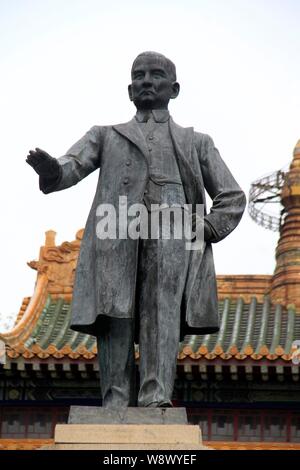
left=126, top=161, right=131, bottom=166
left=148, top=135, right=154, bottom=141
left=123, top=178, right=129, bottom=184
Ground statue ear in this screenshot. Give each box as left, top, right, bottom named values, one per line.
left=128, top=84, right=133, bottom=101
left=171, top=82, right=180, bottom=100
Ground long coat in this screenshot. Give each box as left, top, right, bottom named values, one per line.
left=40, top=116, right=246, bottom=338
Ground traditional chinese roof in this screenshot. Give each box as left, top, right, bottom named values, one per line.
left=1, top=270, right=299, bottom=375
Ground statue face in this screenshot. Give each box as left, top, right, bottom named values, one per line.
left=128, top=56, right=179, bottom=110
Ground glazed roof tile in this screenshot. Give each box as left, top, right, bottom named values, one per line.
left=2, top=293, right=299, bottom=363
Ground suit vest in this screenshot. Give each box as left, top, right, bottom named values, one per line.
left=137, top=118, right=186, bottom=210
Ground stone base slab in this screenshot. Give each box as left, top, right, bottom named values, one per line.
left=41, top=423, right=210, bottom=450
left=55, top=424, right=200, bottom=445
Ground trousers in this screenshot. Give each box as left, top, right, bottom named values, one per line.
left=96, top=207, right=190, bottom=408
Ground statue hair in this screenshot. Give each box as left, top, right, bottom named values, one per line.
left=131, top=51, right=177, bottom=81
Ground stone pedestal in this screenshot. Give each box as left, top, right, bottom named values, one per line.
left=43, top=407, right=210, bottom=450
left=68, top=406, right=188, bottom=425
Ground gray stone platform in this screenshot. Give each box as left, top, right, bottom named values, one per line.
left=68, top=406, right=188, bottom=425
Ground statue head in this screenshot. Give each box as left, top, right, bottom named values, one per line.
left=128, top=51, right=180, bottom=110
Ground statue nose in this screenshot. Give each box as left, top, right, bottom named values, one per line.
left=142, top=73, right=153, bottom=87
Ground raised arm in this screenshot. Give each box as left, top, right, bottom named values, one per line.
left=26, top=126, right=104, bottom=194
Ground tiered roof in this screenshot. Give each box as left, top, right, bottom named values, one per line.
left=2, top=290, right=299, bottom=369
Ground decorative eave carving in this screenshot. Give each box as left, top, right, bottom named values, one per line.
left=0, top=229, right=84, bottom=349
left=28, top=229, right=84, bottom=294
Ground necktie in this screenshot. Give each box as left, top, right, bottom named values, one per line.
left=145, top=112, right=155, bottom=136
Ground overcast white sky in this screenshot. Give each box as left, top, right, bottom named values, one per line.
left=1, top=0, right=300, bottom=327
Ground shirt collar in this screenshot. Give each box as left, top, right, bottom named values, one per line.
left=135, top=109, right=170, bottom=123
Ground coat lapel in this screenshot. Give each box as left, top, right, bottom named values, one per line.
left=169, top=118, right=194, bottom=168
left=113, top=118, right=149, bottom=160
left=168, top=118, right=200, bottom=205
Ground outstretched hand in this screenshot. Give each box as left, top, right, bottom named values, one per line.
left=26, top=148, right=60, bottom=178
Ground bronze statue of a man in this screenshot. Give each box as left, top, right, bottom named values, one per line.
left=26, top=51, right=246, bottom=408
